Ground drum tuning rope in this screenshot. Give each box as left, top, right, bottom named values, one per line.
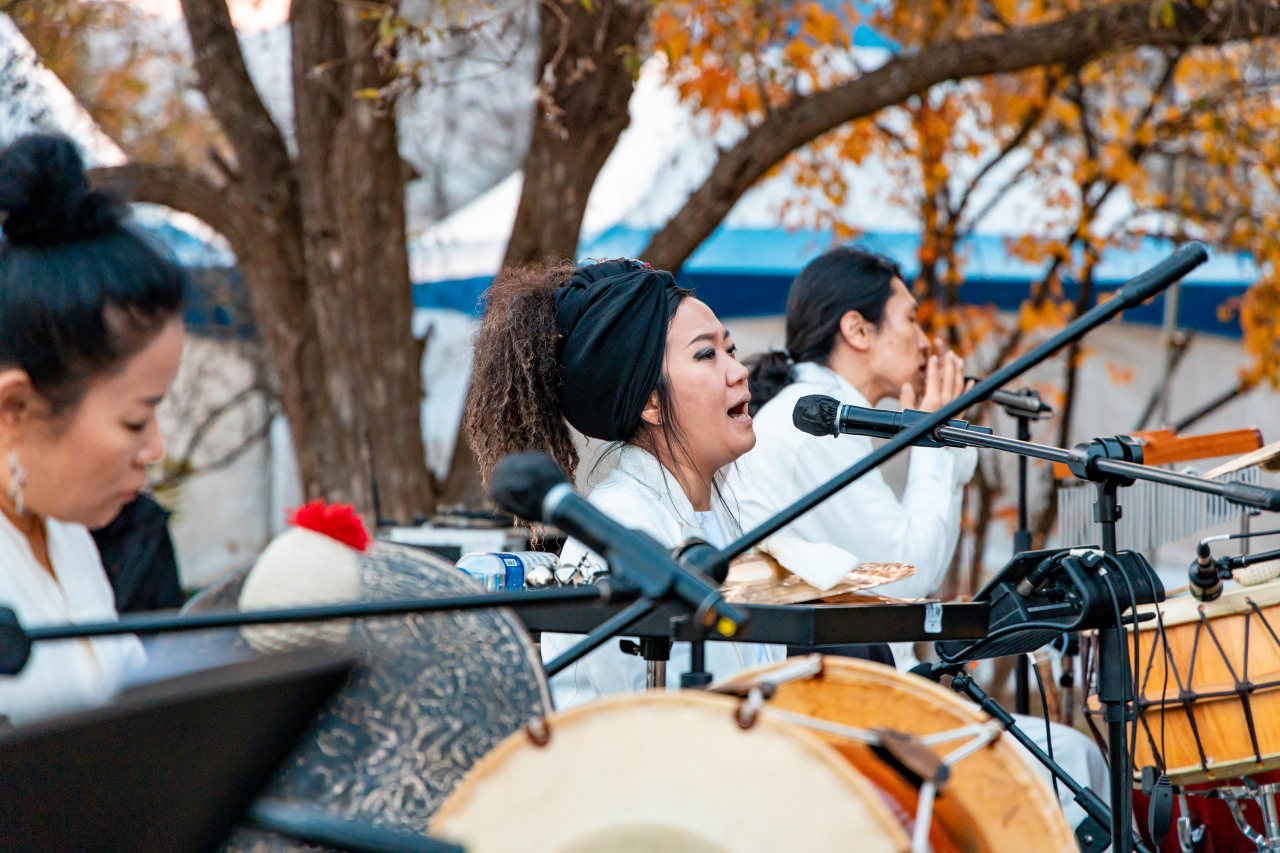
left=750, top=702, right=1002, bottom=853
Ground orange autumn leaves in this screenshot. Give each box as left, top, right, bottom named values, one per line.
left=652, top=0, right=1280, bottom=390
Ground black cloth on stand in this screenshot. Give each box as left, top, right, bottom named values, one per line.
left=92, top=494, right=184, bottom=613
left=786, top=642, right=896, bottom=667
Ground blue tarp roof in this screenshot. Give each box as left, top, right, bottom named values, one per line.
left=411, top=229, right=1259, bottom=337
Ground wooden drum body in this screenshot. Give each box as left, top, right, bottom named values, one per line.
left=432, top=692, right=909, bottom=853
left=1125, top=578, right=1280, bottom=785
left=153, top=542, right=551, bottom=851
left=719, top=657, right=1076, bottom=853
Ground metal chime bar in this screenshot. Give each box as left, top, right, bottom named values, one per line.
left=1056, top=467, right=1261, bottom=552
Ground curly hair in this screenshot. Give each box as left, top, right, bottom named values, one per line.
left=464, top=261, right=580, bottom=485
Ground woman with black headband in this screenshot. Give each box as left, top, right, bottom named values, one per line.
left=465, top=259, right=782, bottom=708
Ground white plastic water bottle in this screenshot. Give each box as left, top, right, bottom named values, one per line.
left=455, top=552, right=557, bottom=591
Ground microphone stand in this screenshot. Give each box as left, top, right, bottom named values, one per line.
left=700, top=242, right=1207, bottom=853
left=719, top=242, right=1210, bottom=564
left=912, top=424, right=1280, bottom=853
left=916, top=661, right=1116, bottom=853
left=989, top=388, right=1055, bottom=715
left=0, top=583, right=641, bottom=677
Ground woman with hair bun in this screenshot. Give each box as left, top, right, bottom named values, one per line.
left=739, top=246, right=976, bottom=666
left=465, top=259, right=782, bottom=708
left=0, top=133, right=187, bottom=723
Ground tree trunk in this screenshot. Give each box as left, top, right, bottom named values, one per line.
left=287, top=0, right=432, bottom=523
left=105, top=0, right=440, bottom=524
left=502, top=0, right=650, bottom=266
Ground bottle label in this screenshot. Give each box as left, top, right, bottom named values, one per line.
left=924, top=603, right=943, bottom=634
left=500, top=554, right=525, bottom=590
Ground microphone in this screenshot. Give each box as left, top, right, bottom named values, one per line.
left=1015, top=554, right=1060, bottom=598
left=964, top=379, right=1055, bottom=421
left=792, top=394, right=992, bottom=448
left=1189, top=540, right=1223, bottom=602
left=489, top=452, right=747, bottom=637
left=1189, top=539, right=1280, bottom=602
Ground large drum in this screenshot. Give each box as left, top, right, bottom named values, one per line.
left=1121, top=577, right=1280, bottom=785
left=152, top=541, right=551, bottom=851
left=432, top=691, right=910, bottom=853
left=717, top=656, right=1077, bottom=853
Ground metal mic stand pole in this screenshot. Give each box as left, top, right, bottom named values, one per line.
left=4, top=583, right=642, bottom=678
left=1016, top=411, right=1032, bottom=715
left=1092, top=467, right=1138, bottom=853
left=990, top=388, right=1054, bottom=715
left=933, top=666, right=1116, bottom=852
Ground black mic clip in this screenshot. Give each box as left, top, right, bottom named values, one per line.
left=895, top=409, right=993, bottom=449
left=1189, top=539, right=1226, bottom=602
left=672, top=537, right=730, bottom=585
left=1065, top=435, right=1144, bottom=485
left=908, top=660, right=964, bottom=683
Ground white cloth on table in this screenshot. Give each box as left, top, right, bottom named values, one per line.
left=0, top=511, right=146, bottom=725
left=541, top=447, right=784, bottom=709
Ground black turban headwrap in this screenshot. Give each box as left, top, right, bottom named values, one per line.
left=554, top=259, right=685, bottom=442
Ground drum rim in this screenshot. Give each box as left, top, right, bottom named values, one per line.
left=431, top=690, right=909, bottom=847
left=720, top=655, right=1077, bottom=853
left=1135, top=576, right=1280, bottom=630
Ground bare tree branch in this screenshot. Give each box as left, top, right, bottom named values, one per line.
left=178, top=0, right=294, bottom=201
left=640, top=0, right=1280, bottom=271
left=155, top=409, right=277, bottom=491
left=88, top=162, right=246, bottom=243
left=951, top=72, right=1060, bottom=228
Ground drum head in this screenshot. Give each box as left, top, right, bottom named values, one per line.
left=433, top=692, right=908, bottom=853
left=1137, top=577, right=1280, bottom=630
left=153, top=542, right=551, bottom=851
left=719, top=657, right=1076, bottom=853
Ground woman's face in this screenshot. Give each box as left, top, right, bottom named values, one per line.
left=646, top=298, right=755, bottom=478
left=5, top=319, right=185, bottom=529
left=865, top=278, right=931, bottom=402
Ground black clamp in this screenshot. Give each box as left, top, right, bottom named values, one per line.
left=1066, top=435, right=1144, bottom=485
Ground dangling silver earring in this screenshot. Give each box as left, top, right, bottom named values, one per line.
left=8, top=450, right=25, bottom=516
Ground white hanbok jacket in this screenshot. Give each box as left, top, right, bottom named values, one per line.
left=541, top=446, right=784, bottom=709
left=0, top=513, right=146, bottom=724
left=738, top=362, right=977, bottom=609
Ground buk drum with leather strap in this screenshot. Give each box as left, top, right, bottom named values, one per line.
left=153, top=541, right=551, bottom=851
left=1118, top=577, right=1280, bottom=785
left=716, top=656, right=1076, bottom=853
left=432, top=691, right=909, bottom=853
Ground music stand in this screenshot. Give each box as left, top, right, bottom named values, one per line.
left=0, top=647, right=353, bottom=853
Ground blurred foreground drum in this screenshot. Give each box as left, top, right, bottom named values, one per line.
left=717, top=656, right=1076, bottom=853
left=167, top=541, right=551, bottom=851
left=1118, top=578, right=1280, bottom=785
left=432, top=691, right=909, bottom=853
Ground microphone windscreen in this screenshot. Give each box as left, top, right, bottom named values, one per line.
left=792, top=394, right=840, bottom=437
left=490, top=452, right=569, bottom=522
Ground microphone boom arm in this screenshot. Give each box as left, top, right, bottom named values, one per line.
left=723, top=242, right=1211, bottom=561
